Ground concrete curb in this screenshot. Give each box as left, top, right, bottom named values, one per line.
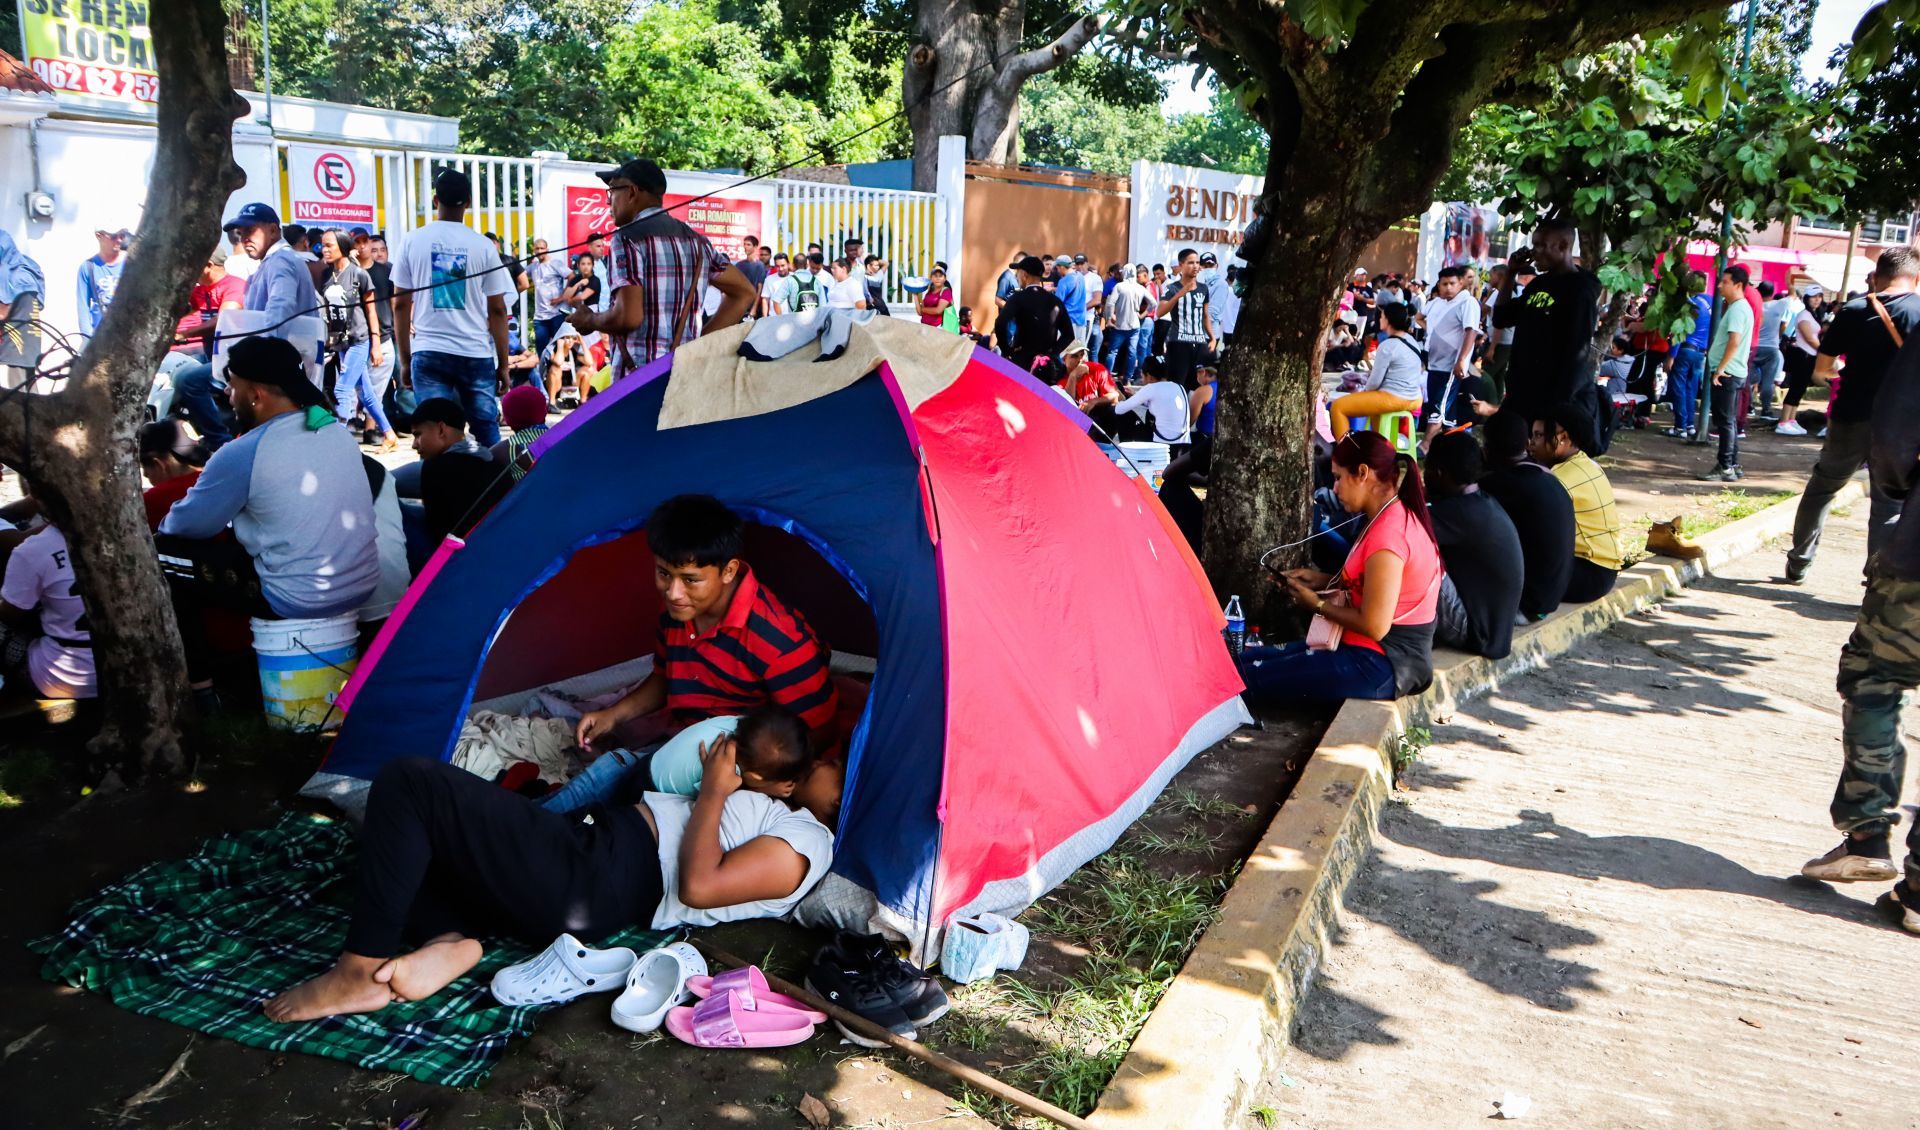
left=1090, top=482, right=1861, bottom=1130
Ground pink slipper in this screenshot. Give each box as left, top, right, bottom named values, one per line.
left=686, top=966, right=827, bottom=1023
left=665, top=989, right=817, bottom=1048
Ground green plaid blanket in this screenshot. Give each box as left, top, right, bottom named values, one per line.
left=30, top=812, right=672, bottom=1088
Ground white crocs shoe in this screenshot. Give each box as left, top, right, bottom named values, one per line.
left=610, top=942, right=707, bottom=1034
left=490, top=933, right=638, bottom=1007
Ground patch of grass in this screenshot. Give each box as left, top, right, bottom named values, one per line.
left=1621, top=488, right=1792, bottom=563
left=953, top=1087, right=1023, bottom=1125
left=1251, top=1103, right=1282, bottom=1126
left=1152, top=785, right=1250, bottom=821
left=1389, top=725, right=1432, bottom=781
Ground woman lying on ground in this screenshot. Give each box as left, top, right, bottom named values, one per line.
left=264, top=717, right=833, bottom=1022
left=1237, top=429, right=1443, bottom=704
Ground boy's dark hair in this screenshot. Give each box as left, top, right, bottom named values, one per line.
left=734, top=706, right=814, bottom=782
left=1757, top=280, right=1775, bottom=299
left=411, top=397, right=468, bottom=431
left=1537, top=401, right=1598, bottom=457
left=1725, top=264, right=1751, bottom=286
left=1482, top=408, right=1530, bottom=463
left=647, top=494, right=744, bottom=568
left=1436, top=265, right=1467, bottom=281
left=1610, top=334, right=1634, bottom=353
left=1425, top=429, right=1485, bottom=487
left=1382, top=303, right=1413, bottom=333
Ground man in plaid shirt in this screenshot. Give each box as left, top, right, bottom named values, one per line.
left=568, top=158, right=758, bottom=377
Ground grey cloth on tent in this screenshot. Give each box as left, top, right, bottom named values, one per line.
left=739, top=308, right=875, bottom=364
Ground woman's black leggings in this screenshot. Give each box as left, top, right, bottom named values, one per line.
left=346, top=757, right=664, bottom=958
left=1780, top=348, right=1817, bottom=409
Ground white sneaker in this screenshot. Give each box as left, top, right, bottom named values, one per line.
left=1801, top=840, right=1899, bottom=883
left=1775, top=419, right=1808, bottom=436
left=1817, top=427, right=1828, bottom=437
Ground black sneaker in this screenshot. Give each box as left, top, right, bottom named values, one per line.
left=837, top=931, right=950, bottom=1027
left=806, top=943, right=918, bottom=1047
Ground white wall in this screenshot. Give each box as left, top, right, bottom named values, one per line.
left=0, top=116, right=277, bottom=339
left=1129, top=160, right=1263, bottom=271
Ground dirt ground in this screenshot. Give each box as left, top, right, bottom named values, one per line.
left=1597, top=394, right=1829, bottom=532
left=1264, top=509, right=1920, bottom=1128
left=0, top=689, right=1316, bottom=1130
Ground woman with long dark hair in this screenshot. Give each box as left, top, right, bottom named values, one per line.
left=1240, top=430, right=1444, bottom=703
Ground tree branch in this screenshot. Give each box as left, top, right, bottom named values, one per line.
left=994, top=14, right=1099, bottom=90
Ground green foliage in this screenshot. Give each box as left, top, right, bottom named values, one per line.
left=1828, top=17, right=1920, bottom=222
left=1019, top=69, right=1172, bottom=175
left=1164, top=84, right=1269, bottom=175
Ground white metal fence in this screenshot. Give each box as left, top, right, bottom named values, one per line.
left=775, top=181, right=947, bottom=308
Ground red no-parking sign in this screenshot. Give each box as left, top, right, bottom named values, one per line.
left=289, top=144, right=376, bottom=225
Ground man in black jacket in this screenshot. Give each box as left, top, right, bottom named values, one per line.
left=994, top=255, right=1073, bottom=375
left=1485, top=217, right=1604, bottom=450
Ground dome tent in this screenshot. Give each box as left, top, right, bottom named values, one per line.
left=319, top=315, right=1249, bottom=954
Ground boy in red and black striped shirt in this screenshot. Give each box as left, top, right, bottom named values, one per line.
left=563, top=496, right=841, bottom=816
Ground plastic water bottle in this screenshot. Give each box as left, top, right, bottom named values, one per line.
left=1224, top=595, right=1246, bottom=656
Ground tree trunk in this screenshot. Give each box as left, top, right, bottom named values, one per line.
left=0, top=0, right=248, bottom=777
left=904, top=5, right=1097, bottom=191
left=226, top=3, right=256, bottom=91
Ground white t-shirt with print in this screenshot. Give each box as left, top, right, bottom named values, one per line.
left=645, top=789, right=834, bottom=929
left=827, top=276, right=868, bottom=310
left=391, top=221, right=514, bottom=359
left=1, top=526, right=94, bottom=697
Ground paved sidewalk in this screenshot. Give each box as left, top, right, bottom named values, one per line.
left=1272, top=509, right=1920, bottom=1129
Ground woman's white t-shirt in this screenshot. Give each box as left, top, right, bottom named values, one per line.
left=1114, top=381, right=1191, bottom=443
left=827, top=276, right=868, bottom=310
left=646, top=790, right=834, bottom=929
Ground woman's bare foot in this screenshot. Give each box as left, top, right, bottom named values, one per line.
left=264, top=954, right=394, bottom=1022
left=373, top=935, right=484, bottom=1002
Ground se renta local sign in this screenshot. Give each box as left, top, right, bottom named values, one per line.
left=287, top=145, right=377, bottom=225
left=19, top=0, right=159, bottom=107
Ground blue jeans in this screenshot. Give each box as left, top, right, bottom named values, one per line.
left=171, top=360, right=234, bottom=450
left=334, top=340, right=394, bottom=436
left=1236, top=641, right=1397, bottom=704
left=533, top=314, right=568, bottom=360
left=1668, top=345, right=1705, bottom=432
left=1134, top=324, right=1154, bottom=370
left=540, top=745, right=660, bottom=814
left=1749, top=345, right=1782, bottom=413
left=1102, top=325, right=1138, bottom=380
left=412, top=351, right=502, bottom=446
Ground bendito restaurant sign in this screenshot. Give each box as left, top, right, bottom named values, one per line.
left=19, top=0, right=158, bottom=106
left=1129, top=160, right=1264, bottom=271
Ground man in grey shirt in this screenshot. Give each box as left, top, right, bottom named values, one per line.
left=158, top=336, right=378, bottom=709
left=171, top=203, right=323, bottom=452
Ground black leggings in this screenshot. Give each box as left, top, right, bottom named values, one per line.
left=1781, top=348, right=1817, bottom=409
left=1563, top=557, right=1619, bottom=604
left=346, top=757, right=664, bottom=958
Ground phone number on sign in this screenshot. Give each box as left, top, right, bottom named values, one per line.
left=30, top=59, right=159, bottom=104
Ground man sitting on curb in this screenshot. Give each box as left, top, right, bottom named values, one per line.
left=1478, top=409, right=1574, bottom=623
left=1529, top=401, right=1622, bottom=604
left=157, top=336, right=379, bottom=711
left=1425, top=431, right=1524, bottom=660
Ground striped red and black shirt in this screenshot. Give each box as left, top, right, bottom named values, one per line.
left=654, top=566, right=839, bottom=743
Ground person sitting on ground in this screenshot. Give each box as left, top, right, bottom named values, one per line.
left=1530, top=401, right=1622, bottom=603
left=410, top=397, right=511, bottom=545
left=1424, top=430, right=1525, bottom=659
left=262, top=727, right=833, bottom=1022
left=1598, top=335, right=1635, bottom=398
left=561, top=495, right=844, bottom=820
left=0, top=478, right=94, bottom=700
left=1160, top=363, right=1220, bottom=552
left=1060, top=339, right=1118, bottom=414
left=496, top=384, right=550, bottom=481
left=156, top=336, right=379, bottom=710
left=138, top=418, right=210, bottom=530
left=1330, top=302, right=1424, bottom=439
left=1477, top=408, right=1574, bottom=622
left=1237, top=430, right=1443, bottom=704
left=1101, top=355, right=1190, bottom=445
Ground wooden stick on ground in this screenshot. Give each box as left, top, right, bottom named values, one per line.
left=687, top=940, right=1098, bottom=1130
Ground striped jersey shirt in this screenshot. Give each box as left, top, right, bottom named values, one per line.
left=605, top=206, right=734, bottom=376
left=653, top=565, right=839, bottom=742
left=1163, top=280, right=1210, bottom=344
left=1550, top=451, right=1623, bottom=571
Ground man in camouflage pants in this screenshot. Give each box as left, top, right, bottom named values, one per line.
left=1801, top=333, right=1920, bottom=935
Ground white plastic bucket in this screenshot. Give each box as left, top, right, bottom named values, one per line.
left=250, top=614, right=360, bottom=731
left=1097, top=441, right=1173, bottom=490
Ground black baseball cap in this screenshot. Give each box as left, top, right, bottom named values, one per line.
left=1015, top=254, right=1045, bottom=276
left=411, top=397, right=469, bottom=431
left=597, top=157, right=668, bottom=194
left=1073, top=254, right=1087, bottom=264
left=433, top=169, right=473, bottom=207
left=221, top=202, right=280, bottom=233
left=1199, top=252, right=1219, bottom=267
left=225, top=336, right=326, bottom=408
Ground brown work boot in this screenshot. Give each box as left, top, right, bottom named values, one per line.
left=1645, top=518, right=1705, bottom=561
